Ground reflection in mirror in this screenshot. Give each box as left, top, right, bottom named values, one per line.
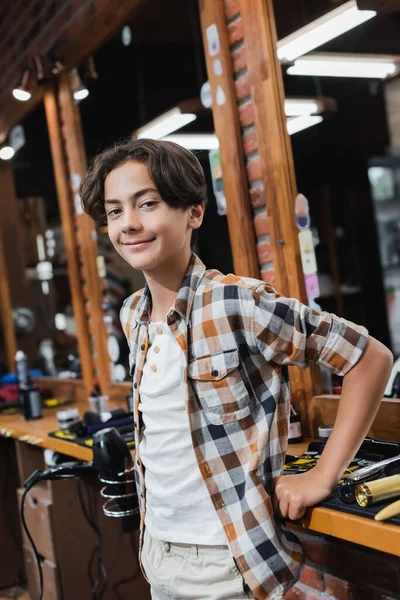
left=11, top=104, right=81, bottom=378
left=77, top=0, right=234, bottom=382
left=279, top=2, right=399, bottom=353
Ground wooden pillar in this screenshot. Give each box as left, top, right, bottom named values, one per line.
left=43, top=82, right=94, bottom=391
left=198, top=1, right=259, bottom=278
left=56, top=71, right=111, bottom=394
left=0, top=233, right=17, bottom=371
left=198, top=0, right=323, bottom=433
left=239, top=0, right=321, bottom=430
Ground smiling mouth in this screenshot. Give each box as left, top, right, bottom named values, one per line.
left=122, top=239, right=155, bottom=247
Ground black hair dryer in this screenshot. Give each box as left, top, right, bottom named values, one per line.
left=25, top=428, right=139, bottom=523
left=93, top=427, right=137, bottom=518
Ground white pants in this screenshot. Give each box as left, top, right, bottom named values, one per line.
left=141, top=529, right=254, bottom=600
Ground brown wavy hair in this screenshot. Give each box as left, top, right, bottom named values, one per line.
left=79, top=138, right=207, bottom=222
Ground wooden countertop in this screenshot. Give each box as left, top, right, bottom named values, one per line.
left=1, top=409, right=399, bottom=557
left=0, top=403, right=94, bottom=461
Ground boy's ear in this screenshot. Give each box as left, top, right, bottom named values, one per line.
left=189, top=202, right=205, bottom=230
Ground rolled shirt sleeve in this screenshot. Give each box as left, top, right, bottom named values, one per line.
left=252, top=283, right=369, bottom=376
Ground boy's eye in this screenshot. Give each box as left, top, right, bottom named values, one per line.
left=107, top=208, right=121, bottom=217
left=139, top=200, right=158, bottom=209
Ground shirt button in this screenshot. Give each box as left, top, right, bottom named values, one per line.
left=211, top=369, right=219, bottom=377
left=141, top=344, right=145, bottom=351
left=156, top=327, right=163, bottom=335
left=154, top=346, right=160, bottom=354
left=151, top=365, right=157, bottom=373
left=134, top=383, right=137, bottom=389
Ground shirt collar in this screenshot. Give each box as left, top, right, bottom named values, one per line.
left=135, top=253, right=206, bottom=326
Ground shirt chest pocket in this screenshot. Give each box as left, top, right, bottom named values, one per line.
left=188, top=349, right=251, bottom=424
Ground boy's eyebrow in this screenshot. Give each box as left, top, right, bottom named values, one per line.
left=104, top=187, right=159, bottom=205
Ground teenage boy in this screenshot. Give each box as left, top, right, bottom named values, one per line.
left=80, top=139, right=392, bottom=600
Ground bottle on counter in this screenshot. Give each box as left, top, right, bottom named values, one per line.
left=288, top=402, right=303, bottom=444
left=15, top=350, right=43, bottom=420
left=88, top=380, right=109, bottom=413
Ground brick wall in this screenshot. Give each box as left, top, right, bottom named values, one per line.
left=283, top=528, right=400, bottom=600
left=223, top=0, right=276, bottom=286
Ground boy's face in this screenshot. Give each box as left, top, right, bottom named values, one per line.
left=104, top=160, right=203, bottom=273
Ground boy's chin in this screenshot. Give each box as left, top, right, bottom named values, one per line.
left=123, top=252, right=161, bottom=272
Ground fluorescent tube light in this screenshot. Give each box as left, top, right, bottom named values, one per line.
left=162, top=134, right=219, bottom=150
left=0, top=146, right=15, bottom=160
left=284, top=99, right=320, bottom=116
left=287, top=53, right=399, bottom=79
left=137, top=108, right=197, bottom=140
left=286, top=116, right=323, bottom=136
left=163, top=116, right=325, bottom=150
left=277, top=0, right=376, bottom=62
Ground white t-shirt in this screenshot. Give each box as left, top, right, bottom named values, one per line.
left=139, top=320, right=227, bottom=544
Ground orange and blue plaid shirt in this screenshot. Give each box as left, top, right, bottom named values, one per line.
left=120, top=254, right=368, bottom=600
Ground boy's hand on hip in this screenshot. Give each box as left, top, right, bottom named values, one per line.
left=273, top=469, right=335, bottom=521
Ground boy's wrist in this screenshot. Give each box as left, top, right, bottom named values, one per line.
left=312, top=462, right=340, bottom=489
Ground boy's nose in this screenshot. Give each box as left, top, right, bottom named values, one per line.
left=120, top=209, right=142, bottom=232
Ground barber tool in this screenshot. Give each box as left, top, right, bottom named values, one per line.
left=83, top=407, right=127, bottom=425
left=57, top=408, right=79, bottom=429
left=375, top=498, right=400, bottom=522
left=88, top=380, right=109, bottom=413
left=318, top=424, right=333, bottom=443
left=15, top=350, right=43, bottom=420
left=25, top=427, right=138, bottom=519
left=344, top=454, right=400, bottom=482
left=355, top=474, right=400, bottom=507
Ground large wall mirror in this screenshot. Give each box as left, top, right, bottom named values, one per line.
left=72, top=0, right=235, bottom=383
left=4, top=103, right=81, bottom=378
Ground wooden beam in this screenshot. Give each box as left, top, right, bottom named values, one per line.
left=0, top=0, right=146, bottom=144
left=43, top=82, right=94, bottom=392
left=198, top=0, right=259, bottom=278
left=239, top=0, right=322, bottom=433
left=0, top=233, right=17, bottom=371
left=57, top=71, right=111, bottom=394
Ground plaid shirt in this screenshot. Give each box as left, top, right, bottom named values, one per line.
left=120, top=254, right=368, bottom=600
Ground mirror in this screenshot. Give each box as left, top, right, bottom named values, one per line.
left=8, top=103, right=81, bottom=378
left=76, top=0, right=235, bottom=382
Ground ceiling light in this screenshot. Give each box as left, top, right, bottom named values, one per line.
left=136, top=107, right=196, bottom=140
left=70, top=68, right=89, bottom=102
left=163, top=116, right=325, bottom=150
left=277, top=0, right=376, bottom=62
left=284, top=99, right=320, bottom=116
left=286, top=116, right=323, bottom=135
left=287, top=53, right=399, bottom=79
left=12, top=69, right=33, bottom=101
left=162, top=134, right=219, bottom=150
left=0, top=146, right=15, bottom=160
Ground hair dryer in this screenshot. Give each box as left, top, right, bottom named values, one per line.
left=24, top=427, right=138, bottom=519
